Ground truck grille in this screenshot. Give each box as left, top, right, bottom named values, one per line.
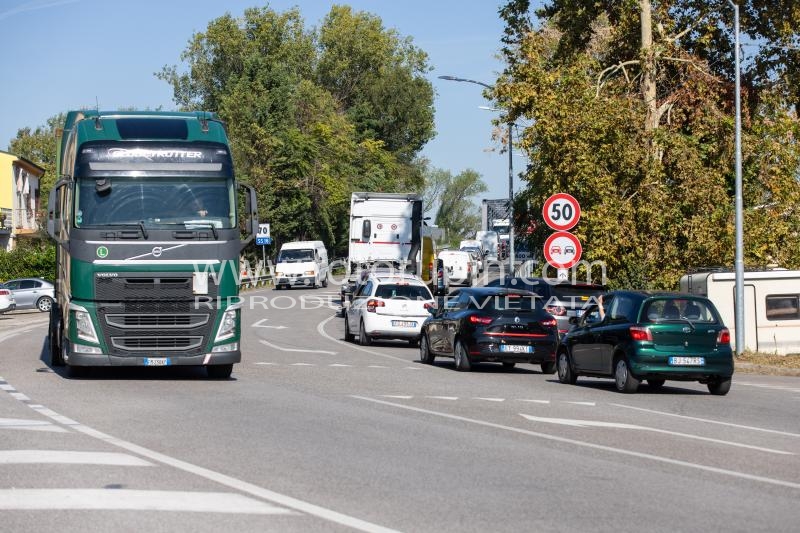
left=95, top=272, right=219, bottom=357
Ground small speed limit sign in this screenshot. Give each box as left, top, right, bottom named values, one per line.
left=542, top=193, right=581, bottom=231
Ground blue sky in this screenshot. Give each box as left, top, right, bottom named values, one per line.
left=0, top=0, right=542, bottom=203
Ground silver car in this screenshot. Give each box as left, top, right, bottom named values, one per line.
left=3, top=278, right=55, bottom=312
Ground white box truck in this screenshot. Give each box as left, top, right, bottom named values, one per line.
left=341, top=192, right=424, bottom=301
left=680, top=269, right=800, bottom=355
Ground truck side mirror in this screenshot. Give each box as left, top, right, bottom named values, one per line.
left=238, top=183, right=258, bottom=249
left=47, top=177, right=71, bottom=245
left=362, top=219, right=371, bottom=241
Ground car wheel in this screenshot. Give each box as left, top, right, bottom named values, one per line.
left=419, top=334, right=435, bottom=364
left=343, top=315, right=354, bottom=342
left=614, top=357, right=640, bottom=393
left=207, top=363, right=233, bottom=379
left=322, top=276, right=328, bottom=288
left=407, top=338, right=419, bottom=347
left=359, top=321, right=372, bottom=346
left=502, top=362, right=516, bottom=370
left=647, top=379, right=666, bottom=389
left=37, top=296, right=53, bottom=313
left=557, top=351, right=577, bottom=384
left=707, top=377, right=732, bottom=396
left=454, top=340, right=471, bottom=371
left=540, top=361, right=556, bottom=374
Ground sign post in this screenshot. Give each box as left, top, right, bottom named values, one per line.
left=256, top=223, right=272, bottom=274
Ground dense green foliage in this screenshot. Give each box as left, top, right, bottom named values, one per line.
left=497, top=0, right=800, bottom=289
left=0, top=239, right=55, bottom=282
left=419, top=163, right=488, bottom=245
left=8, top=113, right=64, bottom=202
left=157, top=5, right=435, bottom=257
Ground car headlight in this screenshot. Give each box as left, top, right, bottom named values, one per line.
left=70, top=303, right=99, bottom=344
left=214, top=302, right=241, bottom=342
left=304, top=270, right=315, bottom=276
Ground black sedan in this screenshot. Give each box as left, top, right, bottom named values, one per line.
left=419, top=287, right=559, bottom=372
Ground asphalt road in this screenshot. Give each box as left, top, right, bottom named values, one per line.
left=0, top=291, right=798, bottom=533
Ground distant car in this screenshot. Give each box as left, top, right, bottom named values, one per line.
left=504, top=277, right=606, bottom=336
left=438, top=250, right=475, bottom=287
left=344, top=273, right=435, bottom=346
left=0, top=283, right=17, bottom=314
left=3, top=278, right=54, bottom=312
left=459, top=246, right=484, bottom=273
left=556, top=291, right=734, bottom=395
left=420, top=287, right=559, bottom=373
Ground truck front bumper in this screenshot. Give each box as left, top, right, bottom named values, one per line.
left=64, top=350, right=241, bottom=367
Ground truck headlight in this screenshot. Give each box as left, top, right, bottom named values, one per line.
left=214, top=302, right=241, bottom=342
left=70, top=303, right=99, bottom=344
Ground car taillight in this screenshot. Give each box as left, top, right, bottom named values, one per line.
left=467, top=263, right=472, bottom=273
left=424, top=302, right=436, bottom=310
left=0, top=289, right=9, bottom=296
left=717, top=328, right=731, bottom=344
left=366, top=299, right=385, bottom=312
left=540, top=318, right=557, bottom=328
left=545, top=305, right=566, bottom=316
left=630, top=326, right=653, bottom=341
left=468, top=315, right=493, bottom=325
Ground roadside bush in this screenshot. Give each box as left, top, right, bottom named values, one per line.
left=0, top=239, right=56, bottom=282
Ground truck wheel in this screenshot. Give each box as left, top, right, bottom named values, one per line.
left=207, top=364, right=233, bottom=379
left=49, top=318, right=65, bottom=367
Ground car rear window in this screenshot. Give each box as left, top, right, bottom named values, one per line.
left=374, top=284, right=432, bottom=300
left=642, top=298, right=718, bottom=323
left=550, top=284, right=606, bottom=300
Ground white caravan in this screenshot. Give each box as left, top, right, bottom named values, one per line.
left=274, top=240, right=329, bottom=289
left=680, top=269, right=800, bottom=355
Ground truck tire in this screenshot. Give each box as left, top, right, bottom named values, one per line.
left=49, top=317, right=65, bottom=367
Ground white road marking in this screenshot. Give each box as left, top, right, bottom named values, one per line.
left=519, top=414, right=793, bottom=455
left=0, top=450, right=153, bottom=466
left=427, top=396, right=458, bottom=401
left=0, top=322, right=50, bottom=343
left=10, top=392, right=29, bottom=401
left=329, top=363, right=352, bottom=367
left=0, top=381, right=399, bottom=533
left=736, top=382, right=800, bottom=393
left=255, top=362, right=278, bottom=365
left=316, top=315, right=412, bottom=364
left=0, top=384, right=14, bottom=391
left=404, top=366, right=421, bottom=370
left=290, top=363, right=316, bottom=366
left=368, top=365, right=389, bottom=368
left=260, top=339, right=336, bottom=355
left=0, top=418, right=67, bottom=433
left=567, top=401, right=596, bottom=406
left=611, top=403, right=800, bottom=438
left=352, top=395, right=800, bottom=490
left=0, top=489, right=295, bottom=514
left=381, top=395, right=413, bottom=400
left=517, top=399, right=551, bottom=404
left=474, top=397, right=505, bottom=402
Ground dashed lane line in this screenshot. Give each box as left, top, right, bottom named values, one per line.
left=0, top=450, right=154, bottom=466
left=352, top=395, right=800, bottom=491
left=259, top=339, right=337, bottom=355
left=316, top=315, right=415, bottom=364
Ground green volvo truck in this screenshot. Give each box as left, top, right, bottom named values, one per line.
left=46, top=111, right=257, bottom=378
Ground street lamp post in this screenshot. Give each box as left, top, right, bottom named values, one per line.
left=438, top=75, right=515, bottom=271
left=728, top=1, right=744, bottom=355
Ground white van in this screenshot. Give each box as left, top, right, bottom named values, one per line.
left=274, top=241, right=329, bottom=289
left=680, top=269, right=800, bottom=355
left=438, top=250, right=475, bottom=287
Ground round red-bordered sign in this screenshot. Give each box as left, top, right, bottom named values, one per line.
left=543, top=231, right=582, bottom=269
left=542, top=193, right=581, bottom=231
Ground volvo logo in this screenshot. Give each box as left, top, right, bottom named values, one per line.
left=682, top=326, right=691, bottom=333
left=152, top=246, right=163, bottom=258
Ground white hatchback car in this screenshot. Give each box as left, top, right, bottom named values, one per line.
left=0, top=283, right=16, bottom=314
left=344, top=274, right=435, bottom=346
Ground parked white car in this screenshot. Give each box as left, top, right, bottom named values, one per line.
left=438, top=250, right=475, bottom=287
left=0, top=283, right=17, bottom=314
left=344, top=273, right=435, bottom=346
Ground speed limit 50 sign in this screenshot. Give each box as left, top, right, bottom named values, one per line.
left=543, top=193, right=581, bottom=231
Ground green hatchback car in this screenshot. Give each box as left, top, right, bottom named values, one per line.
left=556, top=291, right=734, bottom=395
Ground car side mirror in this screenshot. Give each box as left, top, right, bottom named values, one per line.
left=568, top=316, right=578, bottom=325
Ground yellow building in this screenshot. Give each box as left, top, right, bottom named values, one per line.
left=0, top=150, right=45, bottom=251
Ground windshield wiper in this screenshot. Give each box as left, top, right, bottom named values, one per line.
left=138, top=221, right=148, bottom=240
left=189, top=221, right=217, bottom=239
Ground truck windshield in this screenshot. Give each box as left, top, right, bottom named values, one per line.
left=278, top=250, right=314, bottom=262
left=75, top=177, right=235, bottom=229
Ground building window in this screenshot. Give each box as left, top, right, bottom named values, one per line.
left=765, top=295, right=800, bottom=321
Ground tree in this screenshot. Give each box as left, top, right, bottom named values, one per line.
left=430, top=168, right=487, bottom=244
left=157, top=5, right=435, bottom=256
left=495, top=1, right=800, bottom=288
left=8, top=113, right=64, bottom=201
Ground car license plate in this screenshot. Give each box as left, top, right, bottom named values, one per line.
left=144, top=357, right=171, bottom=366
left=500, top=344, right=532, bottom=353
left=668, top=356, right=705, bottom=366
left=391, top=320, right=417, bottom=328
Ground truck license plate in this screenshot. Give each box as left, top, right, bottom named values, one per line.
left=144, top=357, right=171, bottom=366
left=668, top=356, right=704, bottom=366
